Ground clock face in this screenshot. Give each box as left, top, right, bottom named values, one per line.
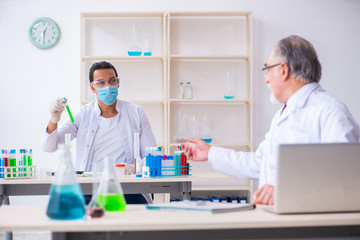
left=28, top=18, right=60, bottom=49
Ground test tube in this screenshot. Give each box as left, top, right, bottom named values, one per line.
left=27, top=149, right=33, bottom=176
left=0, top=153, right=3, bottom=179
left=65, top=133, right=71, bottom=146
left=64, top=98, right=74, bottom=123
left=9, top=149, right=16, bottom=178
left=134, top=132, right=142, bottom=177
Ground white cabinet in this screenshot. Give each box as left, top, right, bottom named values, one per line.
left=80, top=11, right=253, bottom=154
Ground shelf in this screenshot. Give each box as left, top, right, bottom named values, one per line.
left=81, top=12, right=165, bottom=18
left=82, top=56, right=165, bottom=62
left=129, top=100, right=165, bottom=105
left=168, top=11, right=252, bottom=18
left=170, top=99, right=250, bottom=104
left=169, top=55, right=250, bottom=61
left=170, top=143, right=251, bottom=147
left=192, top=185, right=251, bottom=191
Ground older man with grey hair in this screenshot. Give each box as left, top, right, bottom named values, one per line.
left=181, top=35, right=359, bottom=205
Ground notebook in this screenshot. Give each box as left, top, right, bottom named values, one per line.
left=147, top=200, right=255, bottom=213
left=265, top=143, right=360, bottom=214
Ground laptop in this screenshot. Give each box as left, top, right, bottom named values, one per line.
left=265, top=143, right=360, bottom=214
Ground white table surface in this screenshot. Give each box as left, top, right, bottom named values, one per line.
left=0, top=204, right=359, bottom=233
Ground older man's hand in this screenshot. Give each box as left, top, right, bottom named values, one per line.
left=253, top=184, right=275, bottom=205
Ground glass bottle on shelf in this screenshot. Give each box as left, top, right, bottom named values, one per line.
left=143, top=37, right=152, bottom=56
left=46, top=144, right=86, bottom=220
left=128, top=25, right=142, bottom=56
left=178, top=82, right=184, bottom=99
left=174, top=112, right=186, bottom=143
left=184, top=82, right=193, bottom=99
left=200, top=115, right=212, bottom=144
left=96, top=156, right=126, bottom=212
left=223, top=72, right=235, bottom=99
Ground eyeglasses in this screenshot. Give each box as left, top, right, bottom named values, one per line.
left=262, top=63, right=281, bottom=78
left=92, top=77, right=119, bottom=89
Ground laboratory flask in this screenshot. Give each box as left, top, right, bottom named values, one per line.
left=96, top=156, right=127, bottom=212
left=128, top=25, right=142, bottom=56
left=86, top=163, right=104, bottom=219
left=200, top=115, right=213, bottom=144
left=46, top=144, right=86, bottom=220
left=223, top=72, right=235, bottom=99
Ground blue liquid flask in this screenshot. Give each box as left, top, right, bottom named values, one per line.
left=128, top=25, right=142, bottom=56
left=46, top=144, right=86, bottom=220
left=223, top=72, right=235, bottom=99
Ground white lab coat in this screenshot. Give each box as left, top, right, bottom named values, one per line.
left=208, top=83, right=360, bottom=189
left=42, top=99, right=157, bottom=171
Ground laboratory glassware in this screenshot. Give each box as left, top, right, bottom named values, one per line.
left=86, top=163, right=104, bottom=219
left=134, top=132, right=142, bottom=177
left=143, top=37, right=152, bottom=56
left=200, top=115, right=213, bottom=144
left=189, top=115, right=198, bottom=138
left=46, top=144, right=86, bottom=220
left=184, top=82, right=193, bottom=99
left=174, top=112, right=186, bottom=143
left=96, top=156, right=126, bottom=212
left=128, top=25, right=142, bottom=56
left=224, top=72, right=235, bottom=99
left=178, top=82, right=184, bottom=99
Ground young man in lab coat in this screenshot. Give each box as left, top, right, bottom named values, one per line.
left=43, top=61, right=157, bottom=203
left=181, top=35, right=360, bottom=206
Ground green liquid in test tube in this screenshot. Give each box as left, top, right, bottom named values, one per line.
left=64, top=98, right=74, bottom=123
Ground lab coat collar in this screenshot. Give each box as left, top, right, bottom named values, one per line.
left=93, top=99, right=122, bottom=116
left=277, top=82, right=320, bottom=124
left=286, top=82, right=320, bottom=109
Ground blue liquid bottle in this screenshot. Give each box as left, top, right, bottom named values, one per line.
left=46, top=144, right=85, bottom=220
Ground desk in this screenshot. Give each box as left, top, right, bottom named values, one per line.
left=0, top=205, right=359, bottom=240
left=0, top=172, right=229, bottom=206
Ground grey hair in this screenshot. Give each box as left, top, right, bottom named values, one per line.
left=274, top=35, right=322, bottom=83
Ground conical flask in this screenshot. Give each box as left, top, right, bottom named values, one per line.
left=128, top=25, right=142, bottom=56
left=96, top=156, right=127, bottom=212
left=46, top=144, right=86, bottom=220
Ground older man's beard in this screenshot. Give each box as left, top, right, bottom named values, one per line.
left=267, top=84, right=281, bottom=105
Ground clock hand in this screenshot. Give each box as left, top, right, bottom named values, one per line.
left=42, top=28, right=47, bottom=45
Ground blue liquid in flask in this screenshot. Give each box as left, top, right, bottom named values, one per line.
left=224, top=96, right=235, bottom=100
left=128, top=51, right=142, bottom=56
left=201, top=138, right=213, bottom=144
left=46, top=184, right=86, bottom=220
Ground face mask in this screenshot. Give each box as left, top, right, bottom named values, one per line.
left=97, top=86, right=118, bottom=105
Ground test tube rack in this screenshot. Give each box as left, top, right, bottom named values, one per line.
left=2, top=166, right=36, bottom=180
left=144, top=147, right=191, bottom=178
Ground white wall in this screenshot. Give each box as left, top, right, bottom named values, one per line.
left=1, top=0, right=359, bottom=170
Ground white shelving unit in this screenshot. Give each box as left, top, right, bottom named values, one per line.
left=80, top=11, right=254, bottom=195
left=80, top=12, right=167, bottom=147
left=167, top=11, right=253, bottom=154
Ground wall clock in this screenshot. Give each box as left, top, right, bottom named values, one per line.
left=28, top=17, right=60, bottom=49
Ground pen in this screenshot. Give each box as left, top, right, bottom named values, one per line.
left=64, top=97, right=74, bottom=123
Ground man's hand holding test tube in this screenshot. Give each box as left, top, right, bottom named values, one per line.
left=49, top=97, right=74, bottom=124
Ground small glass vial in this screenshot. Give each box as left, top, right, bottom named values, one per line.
left=184, top=82, right=193, bottom=99
left=178, top=82, right=184, bottom=99
left=143, top=37, right=152, bottom=56
left=224, top=72, right=235, bottom=99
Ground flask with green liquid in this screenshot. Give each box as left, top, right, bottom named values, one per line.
left=96, top=156, right=127, bottom=212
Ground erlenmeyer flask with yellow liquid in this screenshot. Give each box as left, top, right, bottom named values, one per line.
left=96, top=156, right=127, bottom=212
left=46, top=144, right=86, bottom=220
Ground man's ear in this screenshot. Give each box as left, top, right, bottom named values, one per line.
left=90, top=84, right=96, bottom=93
left=280, top=63, right=290, bottom=81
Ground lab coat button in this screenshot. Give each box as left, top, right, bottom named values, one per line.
left=87, top=145, right=89, bottom=147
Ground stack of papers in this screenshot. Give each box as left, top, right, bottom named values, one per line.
left=146, top=200, right=255, bottom=213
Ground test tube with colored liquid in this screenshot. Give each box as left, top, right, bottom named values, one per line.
left=64, top=98, right=74, bottom=123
